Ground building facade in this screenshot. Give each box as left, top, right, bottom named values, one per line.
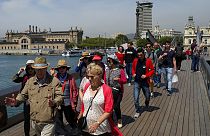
left=153, top=25, right=183, bottom=39
left=0, top=25, right=83, bottom=54
left=184, top=16, right=210, bottom=47
left=135, top=1, right=153, bottom=39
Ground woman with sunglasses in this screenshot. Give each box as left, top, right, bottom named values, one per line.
left=12, top=60, right=35, bottom=136
left=51, top=59, right=78, bottom=134
left=78, top=63, right=123, bottom=136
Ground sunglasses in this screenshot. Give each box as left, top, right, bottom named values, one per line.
left=146, top=46, right=151, bottom=48
left=58, top=66, right=67, bottom=69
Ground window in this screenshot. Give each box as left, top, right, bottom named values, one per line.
left=205, top=39, right=207, bottom=44
left=57, top=46, right=58, bottom=49
left=45, top=46, right=47, bottom=48
left=42, top=46, right=43, bottom=49
left=14, top=47, right=16, bottom=49
left=53, top=46, right=55, bottom=49
left=2, top=47, right=3, bottom=49
left=49, top=46, right=51, bottom=49
left=189, top=32, right=192, bottom=35
left=34, top=46, right=36, bottom=49
left=188, top=39, right=191, bottom=44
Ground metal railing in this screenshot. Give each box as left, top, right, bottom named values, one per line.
left=200, top=56, right=210, bottom=100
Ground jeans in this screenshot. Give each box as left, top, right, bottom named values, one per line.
left=126, top=63, right=132, bottom=83
left=153, top=67, right=162, bottom=85
left=161, top=67, right=173, bottom=93
left=191, top=55, right=200, bottom=71
left=133, top=82, right=150, bottom=113
left=24, top=102, right=30, bottom=136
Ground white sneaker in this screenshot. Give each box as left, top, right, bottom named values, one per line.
left=134, top=112, right=140, bottom=118
left=150, top=92, right=154, bottom=97
left=117, top=119, right=123, bottom=128
left=128, top=83, right=131, bottom=86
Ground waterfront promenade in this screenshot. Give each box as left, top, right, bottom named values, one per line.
left=1, top=60, right=210, bottom=136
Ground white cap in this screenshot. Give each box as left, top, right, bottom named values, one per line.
left=107, top=54, right=118, bottom=61
left=26, top=60, right=34, bottom=65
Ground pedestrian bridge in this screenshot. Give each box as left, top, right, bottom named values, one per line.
left=0, top=59, right=210, bottom=136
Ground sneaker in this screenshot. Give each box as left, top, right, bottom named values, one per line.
left=117, top=119, right=123, bottom=128
left=157, top=83, right=160, bottom=88
left=134, top=112, right=140, bottom=118
left=167, top=91, right=172, bottom=96
left=128, top=83, right=131, bottom=86
left=150, top=92, right=154, bottom=98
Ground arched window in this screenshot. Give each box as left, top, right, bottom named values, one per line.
left=57, top=46, right=58, bottom=49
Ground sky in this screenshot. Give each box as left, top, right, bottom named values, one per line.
left=0, top=0, right=210, bottom=38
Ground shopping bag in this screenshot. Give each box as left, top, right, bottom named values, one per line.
left=172, top=74, right=178, bottom=83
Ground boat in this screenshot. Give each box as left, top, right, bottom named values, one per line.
left=62, top=48, right=83, bottom=57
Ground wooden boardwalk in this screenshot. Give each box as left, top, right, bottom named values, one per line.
left=1, top=60, right=210, bottom=136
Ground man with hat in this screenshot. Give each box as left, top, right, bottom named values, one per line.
left=12, top=59, right=35, bottom=136
left=5, top=57, right=63, bottom=136
left=75, top=51, right=91, bottom=81
left=132, top=47, right=154, bottom=118
left=51, top=59, right=78, bottom=132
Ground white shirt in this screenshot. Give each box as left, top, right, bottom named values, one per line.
left=83, top=86, right=111, bottom=135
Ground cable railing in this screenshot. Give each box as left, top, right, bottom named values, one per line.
left=200, top=56, right=210, bottom=100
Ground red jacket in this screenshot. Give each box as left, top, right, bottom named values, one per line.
left=81, top=83, right=123, bottom=136
left=55, top=73, right=78, bottom=109
left=118, top=69, right=127, bottom=94
left=132, top=58, right=154, bottom=83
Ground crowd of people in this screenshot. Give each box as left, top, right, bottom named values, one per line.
left=4, top=39, right=205, bottom=136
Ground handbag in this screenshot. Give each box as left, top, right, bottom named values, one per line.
left=77, top=88, right=99, bottom=129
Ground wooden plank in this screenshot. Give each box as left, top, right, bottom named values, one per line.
left=198, top=73, right=210, bottom=136
left=194, top=72, right=201, bottom=136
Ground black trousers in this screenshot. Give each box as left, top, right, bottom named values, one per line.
left=112, top=91, right=123, bottom=121
left=176, top=56, right=182, bottom=70
left=23, top=102, right=30, bottom=136
left=56, top=105, right=77, bottom=127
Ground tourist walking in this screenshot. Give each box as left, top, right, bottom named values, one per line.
left=115, top=46, right=125, bottom=66
left=12, top=60, right=35, bottom=136
left=106, top=54, right=127, bottom=128
left=158, top=42, right=177, bottom=95
left=5, top=57, right=64, bottom=136
left=78, top=63, right=123, bottom=136
left=124, top=42, right=137, bottom=86
left=153, top=42, right=162, bottom=88
left=145, top=43, right=157, bottom=97
left=132, top=47, right=154, bottom=118
left=175, top=43, right=184, bottom=71
left=75, top=51, right=91, bottom=81
left=51, top=59, right=78, bottom=134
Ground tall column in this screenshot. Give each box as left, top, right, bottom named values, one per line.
left=135, top=7, right=140, bottom=39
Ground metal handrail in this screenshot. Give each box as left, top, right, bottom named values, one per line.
left=200, top=56, right=210, bottom=100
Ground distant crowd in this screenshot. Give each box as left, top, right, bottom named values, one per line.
left=4, top=39, right=206, bottom=136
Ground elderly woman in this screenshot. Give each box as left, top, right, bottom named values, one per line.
left=79, top=63, right=123, bottom=136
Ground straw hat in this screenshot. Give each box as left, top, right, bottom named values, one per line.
left=80, top=51, right=90, bottom=60
left=55, top=59, right=71, bottom=70
left=32, top=57, right=49, bottom=69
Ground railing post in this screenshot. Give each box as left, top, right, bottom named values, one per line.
left=0, top=104, right=7, bottom=127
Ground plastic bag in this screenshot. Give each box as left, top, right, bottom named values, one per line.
left=172, top=74, right=178, bottom=83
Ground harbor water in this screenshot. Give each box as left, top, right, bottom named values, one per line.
left=0, top=55, right=80, bottom=117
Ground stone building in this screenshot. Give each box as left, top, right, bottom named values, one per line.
left=184, top=16, right=210, bottom=47
left=0, top=25, right=83, bottom=54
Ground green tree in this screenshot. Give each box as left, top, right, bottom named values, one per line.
left=158, top=36, right=173, bottom=45
left=136, top=38, right=148, bottom=47
left=115, top=34, right=128, bottom=46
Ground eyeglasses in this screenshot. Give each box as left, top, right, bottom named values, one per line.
left=146, top=46, right=151, bottom=48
